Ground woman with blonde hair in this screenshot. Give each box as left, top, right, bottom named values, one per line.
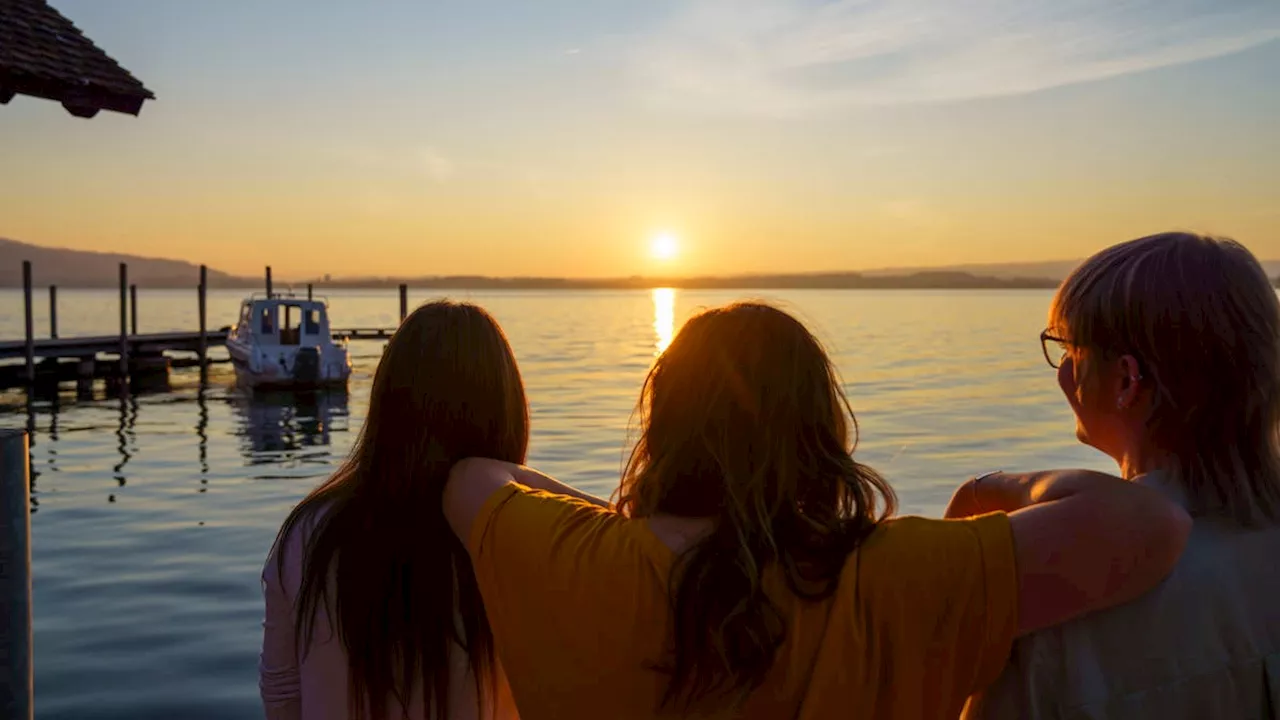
left=443, top=301, right=1190, bottom=719
left=956, top=232, right=1280, bottom=719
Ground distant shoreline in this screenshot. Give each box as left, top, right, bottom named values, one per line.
left=0, top=271, right=1063, bottom=291
left=306, top=272, right=1063, bottom=291
left=8, top=238, right=1280, bottom=291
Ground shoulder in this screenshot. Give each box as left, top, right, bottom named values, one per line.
left=466, top=484, right=670, bottom=594
left=981, top=520, right=1280, bottom=716
left=263, top=498, right=332, bottom=588
left=861, top=513, right=1014, bottom=568
left=468, top=483, right=643, bottom=558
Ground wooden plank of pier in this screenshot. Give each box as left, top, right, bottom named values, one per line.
left=0, top=331, right=230, bottom=361
left=0, top=327, right=396, bottom=363
left=333, top=328, right=395, bottom=341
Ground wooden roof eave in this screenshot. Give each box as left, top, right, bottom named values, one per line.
left=0, top=68, right=153, bottom=117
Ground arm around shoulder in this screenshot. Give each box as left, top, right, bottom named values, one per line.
left=999, top=470, right=1192, bottom=635
left=443, top=459, right=612, bottom=548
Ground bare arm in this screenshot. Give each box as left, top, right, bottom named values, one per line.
left=442, top=458, right=611, bottom=543
left=507, top=464, right=612, bottom=509
left=946, top=469, right=1191, bottom=636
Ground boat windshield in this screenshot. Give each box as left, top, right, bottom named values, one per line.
left=304, top=308, right=321, bottom=335
left=258, top=305, right=276, bottom=335
left=278, top=303, right=324, bottom=345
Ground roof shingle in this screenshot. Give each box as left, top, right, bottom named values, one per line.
left=0, top=0, right=154, bottom=117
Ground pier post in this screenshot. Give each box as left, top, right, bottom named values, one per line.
left=399, top=284, right=408, bottom=323
left=129, top=354, right=170, bottom=393
left=265, top=266, right=273, bottom=298
left=307, top=283, right=313, bottom=301
left=118, top=263, right=129, bottom=380
left=22, top=262, right=34, bottom=385
left=198, top=265, right=208, bottom=373
left=48, top=286, right=57, bottom=339
left=76, top=358, right=94, bottom=398
left=130, top=284, right=138, bottom=336
left=0, top=429, right=32, bottom=720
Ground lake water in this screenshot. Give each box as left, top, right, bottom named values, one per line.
left=0, top=288, right=1114, bottom=719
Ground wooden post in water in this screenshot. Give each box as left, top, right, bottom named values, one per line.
left=265, top=266, right=273, bottom=298
left=22, top=262, right=34, bottom=385
left=48, top=286, right=57, bottom=339
left=0, top=429, right=33, bottom=720
left=197, top=265, right=208, bottom=373
left=399, top=284, right=408, bottom=323
left=307, top=283, right=313, bottom=301
left=129, top=284, right=138, bottom=336
left=75, top=357, right=94, bottom=398
left=118, top=263, right=129, bottom=380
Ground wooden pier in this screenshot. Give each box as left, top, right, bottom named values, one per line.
left=0, top=330, right=227, bottom=362
left=3, top=261, right=408, bottom=393
left=0, top=331, right=230, bottom=392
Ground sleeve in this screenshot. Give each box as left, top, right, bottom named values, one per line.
left=862, top=512, right=1019, bottom=697
left=466, top=484, right=634, bottom=594
left=259, top=541, right=303, bottom=720
left=464, top=483, right=646, bottom=704
left=963, top=512, right=1020, bottom=689
left=468, top=481, right=637, bottom=571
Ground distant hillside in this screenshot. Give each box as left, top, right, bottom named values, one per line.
left=0, top=238, right=251, bottom=288
left=862, top=260, right=1086, bottom=281
left=864, top=258, right=1280, bottom=282
left=0, top=238, right=1057, bottom=290
left=6, top=237, right=1278, bottom=290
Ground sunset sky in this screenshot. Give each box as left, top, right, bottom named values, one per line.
left=1, top=0, right=1277, bottom=279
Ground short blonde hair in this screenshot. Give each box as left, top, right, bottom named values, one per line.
left=1050, top=232, right=1280, bottom=525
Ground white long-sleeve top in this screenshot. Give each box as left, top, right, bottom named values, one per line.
left=258, top=512, right=519, bottom=720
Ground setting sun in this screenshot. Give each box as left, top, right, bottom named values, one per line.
left=650, top=232, right=679, bottom=260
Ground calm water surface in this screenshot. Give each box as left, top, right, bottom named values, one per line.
left=0, top=288, right=1113, bottom=719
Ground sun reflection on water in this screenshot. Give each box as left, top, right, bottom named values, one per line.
left=652, top=287, right=675, bottom=355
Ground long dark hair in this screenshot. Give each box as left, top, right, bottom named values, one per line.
left=615, top=301, right=896, bottom=713
left=271, top=300, right=529, bottom=719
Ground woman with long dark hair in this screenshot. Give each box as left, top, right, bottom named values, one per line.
left=259, top=300, right=602, bottom=720
left=442, top=301, right=1190, bottom=719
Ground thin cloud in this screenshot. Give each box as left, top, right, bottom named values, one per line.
left=323, top=144, right=455, bottom=184
left=629, top=0, right=1280, bottom=114
left=420, top=147, right=454, bottom=183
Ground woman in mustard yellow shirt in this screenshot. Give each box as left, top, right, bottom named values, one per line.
left=442, top=301, right=1191, bottom=720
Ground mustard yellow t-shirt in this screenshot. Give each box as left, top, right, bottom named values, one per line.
left=467, top=484, right=1018, bottom=720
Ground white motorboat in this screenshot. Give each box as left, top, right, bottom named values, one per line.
left=225, top=293, right=352, bottom=389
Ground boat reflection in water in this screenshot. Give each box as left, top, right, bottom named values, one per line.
left=226, top=388, right=352, bottom=467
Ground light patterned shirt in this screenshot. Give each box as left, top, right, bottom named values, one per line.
left=969, top=473, right=1280, bottom=720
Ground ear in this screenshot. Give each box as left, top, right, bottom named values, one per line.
left=1115, top=354, right=1143, bottom=409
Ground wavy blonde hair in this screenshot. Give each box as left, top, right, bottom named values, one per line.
left=1050, top=231, right=1280, bottom=525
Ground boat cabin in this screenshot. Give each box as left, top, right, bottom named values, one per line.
left=234, top=295, right=333, bottom=347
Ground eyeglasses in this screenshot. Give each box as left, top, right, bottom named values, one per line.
left=1039, top=329, right=1069, bottom=369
